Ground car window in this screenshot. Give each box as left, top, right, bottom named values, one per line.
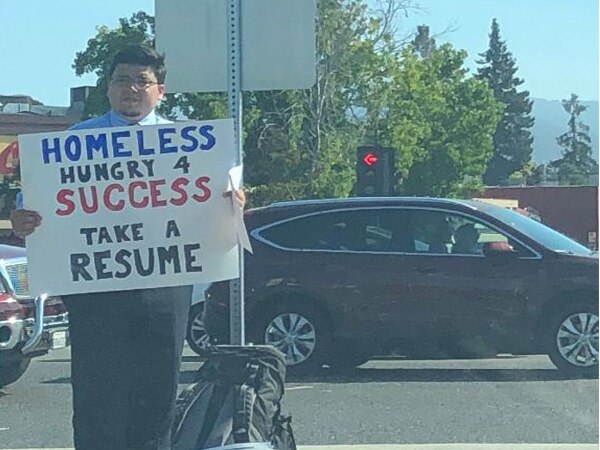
left=404, top=209, right=531, bottom=256
left=406, top=209, right=456, bottom=254
left=474, top=202, right=596, bottom=256
left=258, top=211, right=363, bottom=250
left=259, top=208, right=411, bottom=253
left=259, top=207, right=535, bottom=256
left=258, top=214, right=328, bottom=250
left=363, top=209, right=412, bottom=252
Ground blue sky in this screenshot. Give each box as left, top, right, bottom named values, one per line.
left=0, top=0, right=597, bottom=106
left=398, top=0, right=599, bottom=102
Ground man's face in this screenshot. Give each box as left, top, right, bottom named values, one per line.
left=107, top=63, right=165, bottom=122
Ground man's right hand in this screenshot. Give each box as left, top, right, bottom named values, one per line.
left=10, top=210, right=42, bottom=238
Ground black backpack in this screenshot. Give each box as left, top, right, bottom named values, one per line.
left=172, top=345, right=297, bottom=450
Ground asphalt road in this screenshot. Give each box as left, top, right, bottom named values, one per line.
left=0, top=346, right=597, bottom=449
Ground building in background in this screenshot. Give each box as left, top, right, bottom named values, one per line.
left=0, top=86, right=94, bottom=173
left=480, top=185, right=599, bottom=250
left=0, top=87, right=93, bottom=238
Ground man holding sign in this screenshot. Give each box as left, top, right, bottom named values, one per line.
left=11, top=45, right=245, bottom=450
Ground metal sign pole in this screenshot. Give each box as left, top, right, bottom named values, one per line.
left=228, top=0, right=245, bottom=346
left=156, top=0, right=316, bottom=348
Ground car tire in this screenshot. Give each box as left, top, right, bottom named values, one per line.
left=251, top=301, right=331, bottom=375
left=544, top=300, right=599, bottom=378
left=0, top=357, right=31, bottom=388
left=186, top=303, right=211, bottom=356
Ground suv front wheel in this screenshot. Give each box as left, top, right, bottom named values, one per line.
left=545, top=300, right=599, bottom=378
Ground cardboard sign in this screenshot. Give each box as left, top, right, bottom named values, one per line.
left=18, top=119, right=239, bottom=296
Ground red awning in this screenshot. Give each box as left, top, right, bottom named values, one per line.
left=0, top=141, right=19, bottom=175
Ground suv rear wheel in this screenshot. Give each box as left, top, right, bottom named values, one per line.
left=186, top=303, right=211, bottom=356
left=545, top=300, right=598, bottom=378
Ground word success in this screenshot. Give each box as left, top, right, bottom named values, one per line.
left=55, top=176, right=211, bottom=216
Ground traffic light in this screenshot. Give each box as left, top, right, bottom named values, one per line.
left=356, top=146, right=395, bottom=196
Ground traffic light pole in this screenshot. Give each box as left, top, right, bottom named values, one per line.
left=228, top=0, right=245, bottom=346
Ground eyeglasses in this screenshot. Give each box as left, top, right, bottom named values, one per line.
left=110, top=76, right=160, bottom=90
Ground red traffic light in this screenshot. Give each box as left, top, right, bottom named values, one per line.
left=363, top=152, right=378, bottom=166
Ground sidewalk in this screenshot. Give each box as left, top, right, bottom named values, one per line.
left=301, top=445, right=600, bottom=450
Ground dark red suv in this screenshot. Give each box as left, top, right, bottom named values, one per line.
left=204, top=197, right=598, bottom=377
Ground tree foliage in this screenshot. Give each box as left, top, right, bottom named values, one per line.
left=244, top=0, right=407, bottom=204
left=477, top=18, right=534, bottom=186
left=548, top=94, right=598, bottom=185
left=413, top=24, right=436, bottom=58
left=73, top=12, right=155, bottom=119
left=382, top=45, right=501, bottom=197
left=72, top=12, right=228, bottom=122
left=73, top=2, right=503, bottom=205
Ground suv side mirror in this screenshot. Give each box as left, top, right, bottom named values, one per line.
left=483, top=241, right=516, bottom=258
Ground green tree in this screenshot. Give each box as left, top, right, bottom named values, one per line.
left=526, top=163, right=548, bottom=185
left=477, top=18, right=534, bottom=186
left=73, top=12, right=154, bottom=118
left=73, top=3, right=410, bottom=206
left=238, top=0, right=409, bottom=204
left=0, top=162, right=20, bottom=219
left=73, top=12, right=227, bottom=121
left=507, top=160, right=536, bottom=185
left=73, top=3, right=501, bottom=204
left=549, top=94, right=598, bottom=185
left=413, top=24, right=436, bottom=58
left=380, top=44, right=502, bottom=197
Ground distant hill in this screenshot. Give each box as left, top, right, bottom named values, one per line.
left=531, top=98, right=598, bottom=164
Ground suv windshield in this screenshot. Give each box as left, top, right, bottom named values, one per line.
left=475, top=202, right=595, bottom=256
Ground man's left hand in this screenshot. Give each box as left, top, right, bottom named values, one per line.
left=224, top=189, right=246, bottom=210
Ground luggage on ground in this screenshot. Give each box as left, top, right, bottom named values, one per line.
left=172, top=345, right=297, bottom=450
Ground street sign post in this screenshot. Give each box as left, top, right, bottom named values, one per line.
left=226, top=0, right=245, bottom=345
left=155, top=0, right=316, bottom=93
left=155, top=0, right=316, bottom=345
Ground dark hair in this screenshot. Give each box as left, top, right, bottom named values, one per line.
left=108, top=44, right=167, bottom=83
